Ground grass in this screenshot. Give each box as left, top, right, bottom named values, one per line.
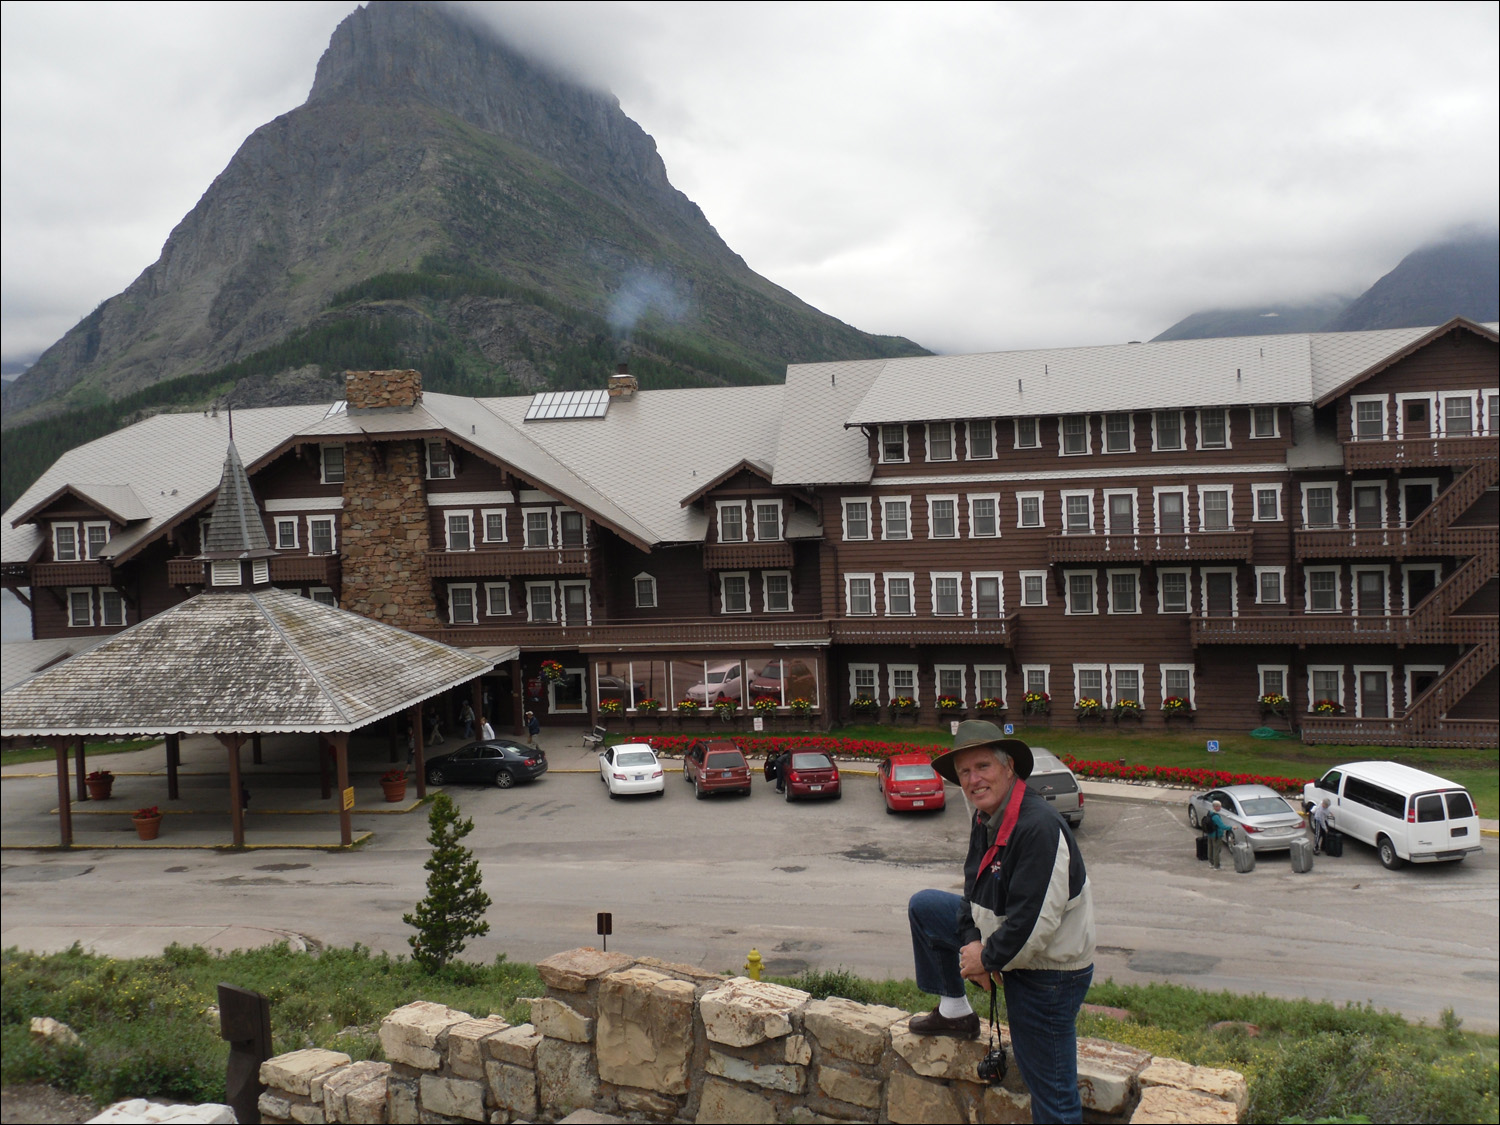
left=1, top=740, right=159, bottom=769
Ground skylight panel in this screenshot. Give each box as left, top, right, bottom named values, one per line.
left=524, top=389, right=610, bottom=421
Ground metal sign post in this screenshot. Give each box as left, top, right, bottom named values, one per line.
left=596, top=911, right=613, bottom=952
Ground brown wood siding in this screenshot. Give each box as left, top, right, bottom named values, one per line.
left=1334, top=330, right=1498, bottom=437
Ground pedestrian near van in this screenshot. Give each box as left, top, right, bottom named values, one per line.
left=525, top=710, right=541, bottom=748
left=1205, top=800, right=1233, bottom=869
left=1312, top=798, right=1330, bottom=854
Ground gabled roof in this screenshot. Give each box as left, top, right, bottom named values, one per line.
left=773, top=358, right=887, bottom=486
left=1311, top=317, right=1499, bottom=407
left=10, top=482, right=151, bottom=528
left=679, top=458, right=775, bottom=507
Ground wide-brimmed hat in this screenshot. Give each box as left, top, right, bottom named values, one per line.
left=930, top=720, right=1034, bottom=784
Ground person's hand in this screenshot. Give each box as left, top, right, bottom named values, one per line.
left=958, top=941, right=993, bottom=990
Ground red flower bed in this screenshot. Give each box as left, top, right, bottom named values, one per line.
left=1058, top=754, right=1311, bottom=795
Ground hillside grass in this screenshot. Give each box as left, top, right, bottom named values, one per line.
left=0, top=740, right=157, bottom=769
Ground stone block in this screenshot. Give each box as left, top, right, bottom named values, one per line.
left=322, top=1060, right=390, bottom=1123
left=889, top=1017, right=995, bottom=1079
left=536, top=947, right=636, bottom=993
left=886, top=1071, right=963, bottom=1124
left=784, top=1034, right=812, bottom=1065
left=630, top=955, right=731, bottom=986
left=379, top=1001, right=472, bottom=1070
left=344, top=1078, right=390, bottom=1125
left=528, top=996, right=594, bottom=1043
left=261, top=1049, right=353, bottom=1098
left=289, top=1102, right=326, bottom=1125
left=1130, top=1085, right=1241, bottom=1124
left=387, top=1075, right=417, bottom=1125
left=803, top=997, right=907, bottom=1064
left=419, top=1074, right=486, bottom=1122
left=979, top=1085, right=1032, bottom=1124
left=695, top=1077, right=777, bottom=1124
left=447, top=1017, right=509, bottom=1079
left=699, top=977, right=809, bottom=1048
left=596, top=968, right=696, bottom=1096
left=1140, top=1056, right=1248, bottom=1114
left=29, top=1016, right=81, bottom=1047
left=816, top=1061, right=882, bottom=1108
left=259, top=1092, right=293, bottom=1122
left=1076, top=1036, right=1152, bottom=1115
left=486, top=1024, right=542, bottom=1067
left=616, top=1086, right=679, bottom=1119
left=706, top=1048, right=805, bottom=1093
left=536, top=1038, right=599, bottom=1117
left=484, top=1060, right=538, bottom=1119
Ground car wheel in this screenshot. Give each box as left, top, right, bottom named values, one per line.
left=1187, top=805, right=1200, bottom=828
left=655, top=787, right=665, bottom=798
left=783, top=785, right=793, bottom=802
left=1377, top=835, right=1404, bottom=870
left=494, top=770, right=515, bottom=790
left=427, top=768, right=446, bottom=786
left=695, top=779, right=707, bottom=801
left=885, top=801, right=896, bottom=815
left=832, top=789, right=842, bottom=801
left=608, top=787, right=618, bottom=800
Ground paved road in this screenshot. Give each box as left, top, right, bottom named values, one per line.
left=3, top=763, right=1495, bottom=1031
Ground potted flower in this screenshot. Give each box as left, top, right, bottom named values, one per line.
left=540, top=660, right=566, bottom=683
left=935, top=695, right=964, bottom=716
left=380, top=769, right=408, bottom=802
left=1161, top=696, right=1192, bottom=722
left=599, top=698, right=623, bottom=718
left=890, top=696, right=918, bottom=721
left=850, top=695, right=879, bottom=719
left=1113, top=698, right=1143, bottom=722
left=1075, top=696, right=1103, bottom=722
left=752, top=695, right=778, bottom=714
left=713, top=697, right=738, bottom=722
left=85, top=769, right=114, bottom=801
left=131, top=805, right=163, bottom=841
left=789, top=697, right=814, bottom=717
left=675, top=699, right=700, bottom=717
left=1023, top=691, right=1050, bottom=716
left=636, top=698, right=662, bottom=715
left=1313, top=698, right=1344, bottom=715
left=975, top=697, right=1006, bottom=718
left=1258, top=692, right=1289, bottom=717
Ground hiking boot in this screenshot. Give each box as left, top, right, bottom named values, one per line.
left=908, top=1007, right=980, bottom=1038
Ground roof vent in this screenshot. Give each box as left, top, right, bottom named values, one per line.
left=608, top=362, right=638, bottom=399
left=524, top=389, right=611, bottom=421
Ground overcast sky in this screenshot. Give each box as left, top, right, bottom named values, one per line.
left=2, top=0, right=1496, bottom=366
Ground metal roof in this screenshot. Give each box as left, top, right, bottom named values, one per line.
left=772, top=358, right=887, bottom=486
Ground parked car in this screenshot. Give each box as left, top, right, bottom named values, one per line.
left=684, top=661, right=744, bottom=704
left=596, top=674, right=648, bottom=704
left=747, top=660, right=817, bottom=702
left=598, top=743, right=665, bottom=798
left=425, top=741, right=547, bottom=789
left=1304, top=761, right=1482, bottom=868
left=1187, top=784, right=1304, bottom=852
left=1029, top=747, right=1084, bottom=827
left=683, top=739, right=752, bottom=798
left=782, top=751, right=841, bottom=801
left=877, top=753, right=946, bottom=813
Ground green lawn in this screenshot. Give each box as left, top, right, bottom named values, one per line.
left=1, top=739, right=158, bottom=768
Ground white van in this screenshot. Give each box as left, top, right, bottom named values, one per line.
left=1303, top=761, right=1482, bottom=869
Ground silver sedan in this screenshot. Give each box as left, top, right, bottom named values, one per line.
left=1187, top=784, right=1306, bottom=852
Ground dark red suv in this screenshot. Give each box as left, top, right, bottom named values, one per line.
left=683, top=739, right=752, bottom=799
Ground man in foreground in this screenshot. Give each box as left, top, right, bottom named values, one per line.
left=906, top=722, right=1096, bottom=1123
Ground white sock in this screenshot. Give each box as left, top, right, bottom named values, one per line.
left=938, top=995, right=973, bottom=1018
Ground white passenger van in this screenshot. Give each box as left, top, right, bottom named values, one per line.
left=1304, top=762, right=1482, bottom=869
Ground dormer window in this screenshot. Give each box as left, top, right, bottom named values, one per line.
left=879, top=425, right=907, bottom=463
left=53, top=524, right=79, bottom=562
left=967, top=420, right=995, bottom=459
left=1061, top=416, right=1089, bottom=455
left=321, top=445, right=345, bottom=484
left=754, top=502, right=781, bottom=542
left=84, top=522, right=111, bottom=560
left=718, top=502, right=745, bottom=543
left=426, top=440, right=453, bottom=479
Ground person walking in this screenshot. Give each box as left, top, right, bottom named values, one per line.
left=479, top=715, right=495, bottom=741
left=459, top=699, right=475, bottom=739
left=525, top=710, right=541, bottom=749
left=1312, top=798, right=1331, bottom=854
left=1205, top=800, right=1233, bottom=869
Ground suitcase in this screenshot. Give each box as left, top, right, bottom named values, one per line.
left=1290, top=836, right=1314, bottom=873
left=1196, top=836, right=1209, bottom=862
left=1231, top=840, right=1256, bottom=873
left=1323, top=830, right=1343, bottom=858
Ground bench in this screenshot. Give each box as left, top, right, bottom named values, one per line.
left=582, top=724, right=608, bottom=751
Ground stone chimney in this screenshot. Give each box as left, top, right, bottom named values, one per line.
left=607, top=362, right=638, bottom=399
left=346, top=369, right=423, bottom=411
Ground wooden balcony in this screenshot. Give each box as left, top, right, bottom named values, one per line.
left=830, top=614, right=1018, bottom=646
left=1190, top=611, right=1498, bottom=647
left=1299, top=715, right=1499, bottom=750
left=1295, top=523, right=1497, bottom=559
left=167, top=554, right=340, bottom=586
left=415, top=615, right=832, bottom=652
left=702, top=541, right=796, bottom=570
left=1048, top=530, right=1252, bottom=564
left=424, top=547, right=590, bottom=578
left=1342, top=435, right=1498, bottom=471
left=31, top=560, right=112, bottom=587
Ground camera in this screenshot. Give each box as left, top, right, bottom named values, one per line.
left=977, top=1046, right=1007, bottom=1085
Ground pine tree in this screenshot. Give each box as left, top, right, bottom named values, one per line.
left=403, top=793, right=492, bottom=973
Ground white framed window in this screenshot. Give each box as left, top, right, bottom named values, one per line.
left=1106, top=570, right=1140, bottom=614
left=485, top=582, right=511, bottom=616
left=763, top=571, right=793, bottom=613
left=1198, top=486, right=1232, bottom=531
left=1307, top=665, right=1345, bottom=711
left=1395, top=393, right=1436, bottom=438
left=1073, top=664, right=1106, bottom=706
left=1017, top=492, right=1044, bottom=528
left=83, top=521, right=110, bottom=560
left=968, top=494, right=1000, bottom=537
left=1020, top=570, right=1048, bottom=607
left=1103, top=412, right=1134, bottom=453
left=275, top=518, right=299, bottom=550
left=716, top=501, right=746, bottom=543
left=1301, top=483, right=1338, bottom=529
left=931, top=572, right=963, bottom=616
left=1484, top=389, right=1500, bottom=436
left=1197, top=408, right=1229, bottom=449
left=633, top=573, right=657, bottom=609
left=1154, top=488, right=1187, bottom=534
left=1255, top=566, right=1286, bottom=605
left=448, top=583, right=478, bottom=625
left=481, top=509, right=507, bottom=543
left=1305, top=566, right=1341, bottom=613
left=445, top=511, right=474, bottom=552
left=720, top=572, right=750, bottom=614
left=308, top=516, right=336, bottom=556
left=53, top=524, right=79, bottom=562
left=320, top=444, right=345, bottom=484
left=1064, top=570, right=1097, bottom=615
left=100, top=587, right=126, bottom=628
left=879, top=424, right=908, bottom=463
left=1350, top=395, right=1387, bottom=440
left=884, top=573, right=915, bottom=616
left=842, top=498, right=872, bottom=540
left=309, top=587, right=337, bottom=607
left=1060, top=415, right=1090, bottom=456
left=1251, top=406, right=1279, bottom=439
left=754, top=501, right=782, bottom=542
left=888, top=664, right=919, bottom=704
left=1404, top=665, right=1443, bottom=710
left=928, top=495, right=959, bottom=539
left=560, top=581, right=590, bottom=625
left=1152, top=411, right=1183, bottom=451
left=426, top=440, right=453, bottom=479
left=1160, top=664, right=1195, bottom=706
left=558, top=509, right=586, bottom=548
left=1397, top=478, right=1439, bottom=525
left=523, top=508, right=552, bottom=548
left=526, top=582, right=556, bottom=622
left=926, top=422, right=955, bottom=461
left=211, top=561, right=241, bottom=587
left=1023, top=665, right=1050, bottom=698
left=1351, top=566, right=1389, bottom=616
left=1401, top=564, right=1440, bottom=611
left=976, top=665, right=1007, bottom=704
left=933, top=665, right=967, bottom=705
left=1103, top=489, right=1137, bottom=535
left=1201, top=567, right=1239, bottom=617
left=1061, top=490, right=1094, bottom=534
left=1109, top=664, right=1144, bottom=706
left=845, top=574, right=875, bottom=616
left=1158, top=568, right=1191, bottom=614
left=881, top=497, right=911, bottom=540
left=849, top=663, right=879, bottom=702
left=1440, top=392, right=1476, bottom=437
left=1252, top=485, right=1282, bottom=522
left=967, top=420, right=995, bottom=459
left=1258, top=665, right=1289, bottom=701
left=972, top=572, right=1004, bottom=618
left=1013, top=417, right=1040, bottom=449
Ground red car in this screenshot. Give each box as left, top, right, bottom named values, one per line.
left=877, top=753, right=947, bottom=813
left=782, top=751, right=841, bottom=801
left=683, top=739, right=752, bottom=798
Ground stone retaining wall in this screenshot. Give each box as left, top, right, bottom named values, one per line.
left=257, top=946, right=1246, bottom=1124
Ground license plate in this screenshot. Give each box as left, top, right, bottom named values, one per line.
left=913, top=800, right=925, bottom=807
left=810, top=784, right=822, bottom=791
left=633, top=774, right=645, bottom=781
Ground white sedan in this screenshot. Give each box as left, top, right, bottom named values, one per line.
left=598, top=743, right=666, bottom=798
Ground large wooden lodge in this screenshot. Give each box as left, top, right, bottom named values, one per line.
left=4, top=318, right=1496, bottom=747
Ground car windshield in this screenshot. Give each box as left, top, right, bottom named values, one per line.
left=706, top=752, right=743, bottom=769
left=893, top=763, right=936, bottom=781
left=791, top=753, right=831, bottom=770
left=616, top=751, right=656, bottom=767
left=1239, top=796, right=1293, bottom=817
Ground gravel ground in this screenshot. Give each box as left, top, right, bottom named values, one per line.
left=1, top=1084, right=99, bottom=1124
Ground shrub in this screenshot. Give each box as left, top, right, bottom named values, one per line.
left=403, top=794, right=492, bottom=973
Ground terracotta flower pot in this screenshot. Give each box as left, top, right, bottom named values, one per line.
left=85, top=778, right=114, bottom=801
left=132, top=815, right=162, bottom=841
left=381, top=779, right=408, bottom=803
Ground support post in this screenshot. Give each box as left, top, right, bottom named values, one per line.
left=814, top=646, right=832, bottom=731
left=166, top=733, right=181, bottom=800
left=218, top=984, right=272, bottom=1124
left=388, top=716, right=400, bottom=763
left=510, top=658, right=525, bottom=735
left=471, top=678, right=484, bottom=742
left=252, top=733, right=263, bottom=765
left=318, top=736, right=331, bottom=800
left=330, top=732, right=352, bottom=847
left=411, top=704, right=427, bottom=800
left=53, top=738, right=73, bottom=847
left=74, top=738, right=88, bottom=802
left=221, top=734, right=246, bottom=847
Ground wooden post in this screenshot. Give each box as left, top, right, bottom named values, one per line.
left=411, top=704, right=427, bottom=800
left=252, top=733, right=263, bottom=765
left=166, top=733, right=181, bottom=800
left=221, top=734, right=246, bottom=847
left=74, top=738, right=88, bottom=802
left=318, top=736, right=331, bottom=800
left=388, top=715, right=400, bottom=763
left=510, top=658, right=525, bottom=735
left=330, top=732, right=352, bottom=847
left=814, top=646, right=832, bottom=731
left=471, top=678, right=484, bottom=741
left=53, top=738, right=73, bottom=847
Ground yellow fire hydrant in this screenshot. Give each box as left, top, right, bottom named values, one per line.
left=745, top=948, right=763, bottom=981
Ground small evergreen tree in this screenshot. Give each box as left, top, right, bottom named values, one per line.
left=403, top=793, right=492, bottom=973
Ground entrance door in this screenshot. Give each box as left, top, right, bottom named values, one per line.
left=1353, top=486, right=1383, bottom=528
left=1403, top=482, right=1434, bottom=522
left=1406, top=568, right=1437, bottom=610
left=1158, top=493, right=1184, bottom=534
left=1205, top=572, right=1234, bottom=617
left=1356, top=571, right=1385, bottom=615
left=1403, top=398, right=1430, bottom=438
left=1360, top=670, right=1389, bottom=718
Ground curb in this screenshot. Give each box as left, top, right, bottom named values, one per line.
left=0, top=832, right=374, bottom=852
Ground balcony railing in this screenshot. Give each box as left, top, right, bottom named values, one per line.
left=1191, top=611, right=1497, bottom=647
left=167, top=554, right=341, bottom=586
left=830, top=614, right=1017, bottom=646
left=32, top=560, right=112, bottom=587
left=416, top=615, right=832, bottom=651
left=1295, top=523, right=1496, bottom=559
left=702, top=542, right=796, bottom=570
left=1342, top=435, right=1498, bottom=471
left=1298, top=715, right=1499, bottom=750
left=424, top=547, right=591, bottom=578
left=1048, top=530, right=1251, bottom=564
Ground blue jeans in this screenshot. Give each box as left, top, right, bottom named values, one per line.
left=1003, top=965, right=1093, bottom=1123
left=908, top=889, right=968, bottom=998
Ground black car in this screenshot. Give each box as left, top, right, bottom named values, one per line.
left=425, top=741, right=547, bottom=789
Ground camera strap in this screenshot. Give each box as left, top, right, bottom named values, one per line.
left=988, top=981, right=999, bottom=1051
